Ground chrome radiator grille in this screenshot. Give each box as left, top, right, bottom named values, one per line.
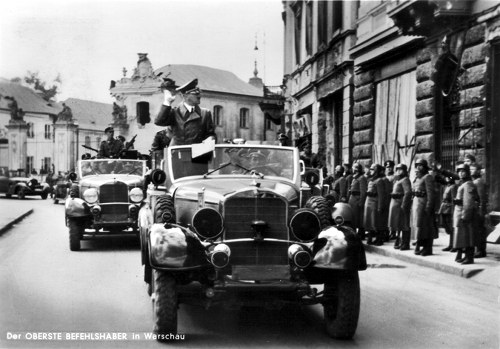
left=226, top=241, right=289, bottom=265
left=223, top=196, right=288, bottom=240
left=99, top=182, right=128, bottom=203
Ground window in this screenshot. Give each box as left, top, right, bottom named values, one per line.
left=27, top=123, right=34, bottom=138
left=239, top=108, right=249, bottom=128
left=85, top=136, right=91, bottom=147
left=213, top=105, right=223, bottom=126
left=294, top=4, right=302, bottom=64
left=332, top=0, right=343, bottom=34
left=137, top=102, right=150, bottom=125
left=26, top=156, right=34, bottom=174
left=41, top=157, right=51, bottom=174
left=265, top=117, right=273, bottom=131
left=374, top=70, right=417, bottom=167
left=305, top=2, right=313, bottom=56
left=318, top=1, right=328, bottom=47
left=44, top=124, right=51, bottom=139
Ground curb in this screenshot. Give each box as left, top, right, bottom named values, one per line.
left=364, top=244, right=485, bottom=279
left=0, top=209, right=34, bottom=237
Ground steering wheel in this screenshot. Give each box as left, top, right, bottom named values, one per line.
left=250, top=165, right=280, bottom=176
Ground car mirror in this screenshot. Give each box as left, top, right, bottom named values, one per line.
left=299, top=160, right=305, bottom=175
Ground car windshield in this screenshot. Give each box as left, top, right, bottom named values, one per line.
left=169, top=146, right=296, bottom=181
left=79, top=159, right=145, bottom=177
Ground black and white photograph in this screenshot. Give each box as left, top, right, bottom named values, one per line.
left=1, top=0, right=499, bottom=348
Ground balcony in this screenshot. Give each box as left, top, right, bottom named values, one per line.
left=388, top=0, right=472, bottom=36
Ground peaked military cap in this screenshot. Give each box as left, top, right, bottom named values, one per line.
left=395, top=163, right=407, bottom=171
left=384, top=160, right=395, bottom=167
left=176, top=78, right=200, bottom=94
left=104, top=127, right=114, bottom=133
left=415, top=159, right=428, bottom=168
left=456, top=163, right=470, bottom=172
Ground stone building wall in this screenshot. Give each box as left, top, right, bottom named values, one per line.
left=352, top=71, right=374, bottom=168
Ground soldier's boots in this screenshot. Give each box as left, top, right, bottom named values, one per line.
left=389, top=231, right=397, bottom=240
left=399, top=231, right=410, bottom=250
left=373, top=231, right=384, bottom=246
left=455, top=249, right=464, bottom=263
left=394, top=237, right=401, bottom=249
left=442, top=232, right=454, bottom=252
left=474, top=244, right=487, bottom=258
left=414, top=241, right=422, bottom=255
left=461, top=247, right=474, bottom=264
left=366, top=232, right=374, bottom=245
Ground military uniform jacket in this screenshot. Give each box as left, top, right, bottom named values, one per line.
left=98, top=138, right=124, bottom=158
left=388, top=176, right=412, bottom=231
left=411, top=173, right=436, bottom=239
left=452, top=180, right=479, bottom=248
left=473, top=177, right=487, bottom=217
left=155, top=104, right=216, bottom=146
left=363, top=177, right=386, bottom=230
left=348, top=174, right=367, bottom=229
left=438, top=183, right=457, bottom=215
left=332, top=176, right=348, bottom=202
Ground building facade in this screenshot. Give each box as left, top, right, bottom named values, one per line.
left=281, top=0, right=500, bottom=213
left=109, top=54, right=279, bottom=153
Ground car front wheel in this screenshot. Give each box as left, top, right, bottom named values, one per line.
left=152, top=270, right=178, bottom=338
left=323, top=271, right=360, bottom=339
left=17, top=188, right=26, bottom=200
left=68, top=218, right=83, bottom=251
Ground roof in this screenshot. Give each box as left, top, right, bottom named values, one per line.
left=0, top=78, right=60, bottom=115
left=61, top=98, right=113, bottom=129
left=155, top=64, right=263, bottom=97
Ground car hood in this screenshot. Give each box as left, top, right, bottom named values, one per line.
left=79, top=175, right=144, bottom=188
left=10, top=177, right=31, bottom=182
left=173, top=178, right=299, bottom=203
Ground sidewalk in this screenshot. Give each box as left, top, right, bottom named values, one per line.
left=0, top=199, right=34, bottom=237
left=364, top=229, right=500, bottom=287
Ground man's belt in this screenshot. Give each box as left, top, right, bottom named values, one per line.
left=349, top=190, right=360, bottom=196
left=412, top=191, right=426, bottom=198
left=390, top=193, right=403, bottom=199
left=453, top=199, right=463, bottom=206
left=366, top=192, right=377, bottom=197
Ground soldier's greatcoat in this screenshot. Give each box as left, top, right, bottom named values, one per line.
left=388, top=176, right=412, bottom=231
left=155, top=104, right=215, bottom=146
left=438, top=183, right=458, bottom=234
left=363, top=177, right=386, bottom=231
left=452, top=180, right=479, bottom=248
left=411, top=173, right=436, bottom=240
left=97, top=138, right=124, bottom=159
left=348, top=174, right=367, bottom=229
left=332, top=176, right=348, bottom=202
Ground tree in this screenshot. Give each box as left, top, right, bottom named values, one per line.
left=21, top=71, right=61, bottom=102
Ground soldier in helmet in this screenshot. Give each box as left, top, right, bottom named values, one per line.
left=348, top=162, right=367, bottom=239
left=384, top=160, right=397, bottom=241
left=452, top=164, right=479, bottom=264
left=363, top=164, right=386, bottom=245
left=388, top=164, right=412, bottom=250
left=331, top=165, right=348, bottom=203
left=438, top=173, right=459, bottom=252
left=98, top=127, right=124, bottom=159
left=412, top=159, right=436, bottom=256
left=470, top=163, right=487, bottom=258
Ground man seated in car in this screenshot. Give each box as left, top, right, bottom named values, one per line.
left=247, top=150, right=280, bottom=176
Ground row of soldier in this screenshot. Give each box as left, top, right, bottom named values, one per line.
left=325, top=154, right=487, bottom=265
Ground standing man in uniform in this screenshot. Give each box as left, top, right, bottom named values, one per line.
left=452, top=164, right=479, bottom=264
left=364, top=164, right=386, bottom=245
left=471, top=163, right=488, bottom=258
left=412, top=159, right=436, bottom=256
left=331, top=165, right=348, bottom=203
left=348, top=162, right=367, bottom=240
left=98, top=127, right=124, bottom=158
left=388, top=164, right=412, bottom=250
left=155, top=78, right=216, bottom=145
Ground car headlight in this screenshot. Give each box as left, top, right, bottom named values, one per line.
left=192, top=207, right=223, bottom=239
left=83, top=188, right=98, bottom=204
left=289, top=208, right=321, bottom=242
left=129, top=187, right=144, bottom=203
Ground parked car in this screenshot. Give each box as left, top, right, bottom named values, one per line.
left=64, top=158, right=147, bottom=251
left=0, top=172, right=51, bottom=199
left=53, top=176, right=72, bottom=204
left=138, top=143, right=367, bottom=340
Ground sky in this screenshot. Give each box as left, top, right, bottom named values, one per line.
left=0, top=0, right=284, bottom=103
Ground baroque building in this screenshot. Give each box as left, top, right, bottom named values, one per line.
left=109, top=54, right=279, bottom=153
left=281, top=0, right=500, bottom=215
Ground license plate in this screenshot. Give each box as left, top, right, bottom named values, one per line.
left=231, top=265, right=290, bottom=281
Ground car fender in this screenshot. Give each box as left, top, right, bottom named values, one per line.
left=311, top=225, right=367, bottom=271
left=148, top=223, right=207, bottom=270
left=65, top=197, right=91, bottom=217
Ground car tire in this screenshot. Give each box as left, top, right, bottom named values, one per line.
left=17, top=188, right=26, bottom=200
left=154, top=195, right=176, bottom=223
left=305, top=196, right=331, bottom=228
left=152, top=270, right=178, bottom=337
left=323, top=271, right=360, bottom=339
left=5, top=194, right=11, bottom=198
left=41, top=191, right=48, bottom=200
left=54, top=199, right=59, bottom=204
left=68, top=218, right=83, bottom=251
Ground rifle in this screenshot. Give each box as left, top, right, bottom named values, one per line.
left=82, top=144, right=98, bottom=153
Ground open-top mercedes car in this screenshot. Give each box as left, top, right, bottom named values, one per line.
left=64, top=158, right=147, bottom=251
left=138, top=143, right=366, bottom=340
